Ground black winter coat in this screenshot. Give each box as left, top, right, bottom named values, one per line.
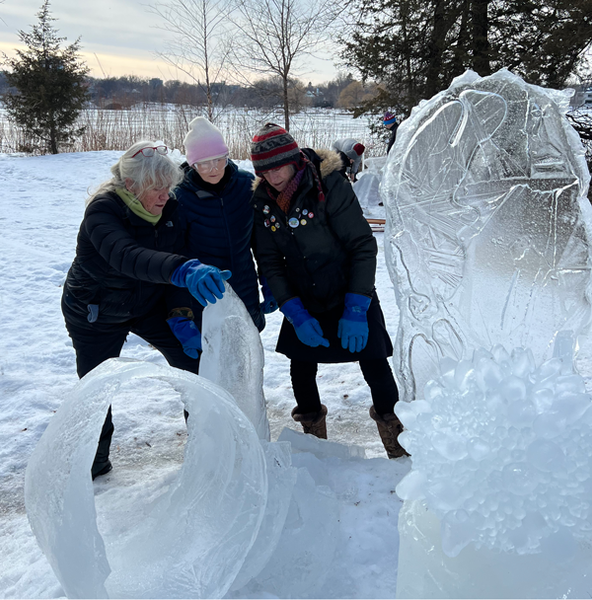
left=175, top=161, right=264, bottom=330
left=63, top=192, right=190, bottom=323
left=252, top=148, right=377, bottom=313
left=252, top=149, right=392, bottom=362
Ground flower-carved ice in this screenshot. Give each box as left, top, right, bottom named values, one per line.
left=396, top=344, right=592, bottom=558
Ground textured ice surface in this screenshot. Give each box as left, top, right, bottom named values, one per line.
left=228, top=440, right=296, bottom=592
left=25, top=359, right=269, bottom=599
left=395, top=340, right=592, bottom=598
left=200, top=285, right=270, bottom=440
left=383, top=69, right=592, bottom=402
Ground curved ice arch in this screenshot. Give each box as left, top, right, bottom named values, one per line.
left=383, top=68, right=592, bottom=402
left=24, top=358, right=268, bottom=599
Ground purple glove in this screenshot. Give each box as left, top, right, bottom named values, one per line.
left=281, top=297, right=329, bottom=348
left=171, top=259, right=231, bottom=307
left=337, top=293, right=372, bottom=353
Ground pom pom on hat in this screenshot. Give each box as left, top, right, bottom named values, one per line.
left=383, top=111, right=397, bottom=126
left=353, top=143, right=365, bottom=156
left=183, top=116, right=229, bottom=165
left=250, top=123, right=301, bottom=176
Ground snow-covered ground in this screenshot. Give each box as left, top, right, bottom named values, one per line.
left=0, top=150, right=410, bottom=599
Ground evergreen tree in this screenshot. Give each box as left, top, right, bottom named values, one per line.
left=341, top=0, right=592, bottom=117
left=3, top=0, right=89, bottom=154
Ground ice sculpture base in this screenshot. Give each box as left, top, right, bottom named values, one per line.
left=396, top=500, right=592, bottom=599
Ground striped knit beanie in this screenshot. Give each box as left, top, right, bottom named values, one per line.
left=250, top=123, right=301, bottom=176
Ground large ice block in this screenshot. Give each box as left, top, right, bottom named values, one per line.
left=395, top=342, right=592, bottom=598
left=25, top=359, right=268, bottom=599
left=199, top=285, right=271, bottom=440
left=383, top=68, right=592, bottom=401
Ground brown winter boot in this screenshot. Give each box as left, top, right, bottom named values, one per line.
left=369, top=406, right=410, bottom=459
left=291, top=404, right=328, bottom=439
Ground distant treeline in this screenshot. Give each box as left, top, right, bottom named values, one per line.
left=0, top=71, right=363, bottom=110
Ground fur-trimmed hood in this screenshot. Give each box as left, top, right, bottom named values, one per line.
left=251, top=148, right=343, bottom=191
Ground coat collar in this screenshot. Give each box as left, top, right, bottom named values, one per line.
left=251, top=148, right=343, bottom=192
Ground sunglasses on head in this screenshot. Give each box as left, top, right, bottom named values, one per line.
left=132, top=145, right=168, bottom=158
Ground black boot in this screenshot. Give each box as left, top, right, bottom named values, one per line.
left=92, top=408, right=114, bottom=480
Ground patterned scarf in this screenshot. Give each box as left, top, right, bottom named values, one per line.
left=266, top=152, right=325, bottom=213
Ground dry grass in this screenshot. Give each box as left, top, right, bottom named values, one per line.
left=0, top=104, right=387, bottom=158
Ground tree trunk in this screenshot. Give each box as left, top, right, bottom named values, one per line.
left=283, top=76, right=290, bottom=131
left=425, top=0, right=449, bottom=98
left=49, top=117, right=58, bottom=154
left=471, top=0, right=491, bottom=76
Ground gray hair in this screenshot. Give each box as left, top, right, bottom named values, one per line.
left=88, top=140, right=184, bottom=204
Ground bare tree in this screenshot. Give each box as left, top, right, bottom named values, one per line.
left=228, top=0, right=338, bottom=130
left=148, top=0, right=232, bottom=122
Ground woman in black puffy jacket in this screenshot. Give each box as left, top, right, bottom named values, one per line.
left=62, top=141, right=231, bottom=479
left=250, top=123, right=408, bottom=460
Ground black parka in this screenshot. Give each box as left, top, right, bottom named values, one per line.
left=251, top=149, right=392, bottom=363
left=63, top=191, right=190, bottom=323
left=251, top=148, right=377, bottom=314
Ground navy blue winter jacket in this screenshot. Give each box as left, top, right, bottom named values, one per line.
left=175, top=160, right=264, bottom=330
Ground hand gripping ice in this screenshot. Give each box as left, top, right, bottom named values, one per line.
left=171, top=259, right=232, bottom=307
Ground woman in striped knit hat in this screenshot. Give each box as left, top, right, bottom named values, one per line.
left=249, top=123, right=408, bottom=459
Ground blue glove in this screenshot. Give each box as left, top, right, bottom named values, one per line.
left=167, top=316, right=202, bottom=359
left=281, top=297, right=329, bottom=348
left=260, top=277, right=278, bottom=314
left=338, top=293, right=372, bottom=353
left=171, top=259, right=232, bottom=307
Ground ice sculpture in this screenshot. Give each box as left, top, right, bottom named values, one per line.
left=353, top=156, right=387, bottom=212
left=200, top=285, right=270, bottom=440
left=383, top=68, right=592, bottom=402
left=25, top=359, right=269, bottom=599
left=395, top=339, right=592, bottom=598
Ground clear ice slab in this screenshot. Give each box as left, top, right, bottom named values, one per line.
left=382, top=68, right=592, bottom=401
left=199, top=284, right=270, bottom=440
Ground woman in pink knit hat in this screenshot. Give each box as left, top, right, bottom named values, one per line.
left=174, top=117, right=277, bottom=358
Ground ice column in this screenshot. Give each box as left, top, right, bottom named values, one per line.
left=200, top=285, right=271, bottom=440
left=382, top=68, right=592, bottom=402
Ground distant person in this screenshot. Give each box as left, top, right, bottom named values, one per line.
left=175, top=117, right=277, bottom=336
left=62, top=141, right=231, bottom=479
left=250, top=123, right=408, bottom=459
left=384, top=111, right=399, bottom=154
left=332, top=138, right=365, bottom=182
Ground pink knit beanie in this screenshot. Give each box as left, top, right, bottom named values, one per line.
left=183, top=116, right=229, bottom=165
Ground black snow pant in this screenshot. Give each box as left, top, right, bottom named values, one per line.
left=62, top=294, right=199, bottom=474
left=289, top=357, right=399, bottom=416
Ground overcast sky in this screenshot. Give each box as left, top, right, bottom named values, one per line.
left=0, top=0, right=340, bottom=85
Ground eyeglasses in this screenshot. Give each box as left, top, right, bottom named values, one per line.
left=132, top=145, right=168, bottom=158
left=193, top=155, right=228, bottom=173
